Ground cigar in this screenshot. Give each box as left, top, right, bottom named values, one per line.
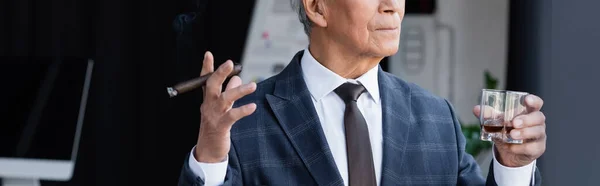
left=167, top=64, right=243, bottom=98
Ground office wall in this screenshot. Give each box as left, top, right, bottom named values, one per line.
left=509, top=0, right=599, bottom=185
left=542, top=0, right=600, bottom=185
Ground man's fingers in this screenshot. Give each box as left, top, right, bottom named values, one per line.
left=510, top=125, right=545, bottom=140
left=201, top=51, right=215, bottom=76
left=508, top=140, right=546, bottom=158
left=221, top=82, right=257, bottom=106
left=200, top=51, right=215, bottom=97
left=206, top=60, right=234, bottom=98
left=221, top=103, right=257, bottom=126
left=226, top=76, right=242, bottom=91
left=472, top=105, right=480, bottom=116
left=525, top=94, right=544, bottom=112
left=512, top=111, right=546, bottom=129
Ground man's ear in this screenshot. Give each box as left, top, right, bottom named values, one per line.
left=303, top=0, right=327, bottom=28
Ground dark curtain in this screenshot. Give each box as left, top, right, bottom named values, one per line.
left=506, top=0, right=543, bottom=94
left=1, top=0, right=255, bottom=185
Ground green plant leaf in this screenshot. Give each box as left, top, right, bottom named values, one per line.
left=485, top=70, right=498, bottom=89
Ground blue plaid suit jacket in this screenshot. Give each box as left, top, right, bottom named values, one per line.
left=179, top=51, right=541, bottom=186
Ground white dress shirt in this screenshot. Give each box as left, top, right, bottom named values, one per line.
left=188, top=48, right=536, bottom=186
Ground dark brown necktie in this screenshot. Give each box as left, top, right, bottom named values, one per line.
left=334, top=83, right=377, bottom=186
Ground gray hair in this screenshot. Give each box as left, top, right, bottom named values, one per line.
left=290, top=0, right=312, bottom=36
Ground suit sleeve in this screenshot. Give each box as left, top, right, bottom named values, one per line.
left=445, top=100, right=542, bottom=186
left=178, top=142, right=243, bottom=186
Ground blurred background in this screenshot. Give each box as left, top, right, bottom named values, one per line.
left=0, top=0, right=598, bottom=185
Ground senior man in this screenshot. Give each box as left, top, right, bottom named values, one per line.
left=178, top=0, right=546, bottom=185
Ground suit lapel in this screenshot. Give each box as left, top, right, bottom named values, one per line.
left=266, top=51, right=344, bottom=186
left=378, top=69, right=413, bottom=186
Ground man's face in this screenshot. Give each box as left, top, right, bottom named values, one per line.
left=324, top=0, right=405, bottom=57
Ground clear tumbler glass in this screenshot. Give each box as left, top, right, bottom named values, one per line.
left=479, top=89, right=528, bottom=144
left=479, top=89, right=505, bottom=141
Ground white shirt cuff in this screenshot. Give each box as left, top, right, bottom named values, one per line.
left=492, top=145, right=536, bottom=186
left=188, top=146, right=229, bottom=186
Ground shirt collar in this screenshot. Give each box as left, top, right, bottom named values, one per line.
left=300, top=48, right=380, bottom=104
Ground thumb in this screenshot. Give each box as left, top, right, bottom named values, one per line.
left=201, top=51, right=215, bottom=76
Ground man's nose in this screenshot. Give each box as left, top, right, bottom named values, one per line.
left=379, top=0, right=404, bottom=15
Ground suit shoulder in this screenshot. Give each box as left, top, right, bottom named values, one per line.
left=381, top=71, right=450, bottom=110
left=382, top=73, right=458, bottom=139
left=381, top=71, right=445, bottom=101
left=230, top=76, right=279, bottom=137
left=233, top=76, right=277, bottom=107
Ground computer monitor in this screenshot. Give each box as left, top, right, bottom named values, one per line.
left=0, top=58, right=93, bottom=186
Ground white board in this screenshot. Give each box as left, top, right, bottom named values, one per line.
left=239, top=0, right=308, bottom=83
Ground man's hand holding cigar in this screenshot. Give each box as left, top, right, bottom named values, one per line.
left=194, top=51, right=257, bottom=163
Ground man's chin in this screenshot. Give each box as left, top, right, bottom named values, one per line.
left=378, top=46, right=400, bottom=57
left=360, top=44, right=399, bottom=58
